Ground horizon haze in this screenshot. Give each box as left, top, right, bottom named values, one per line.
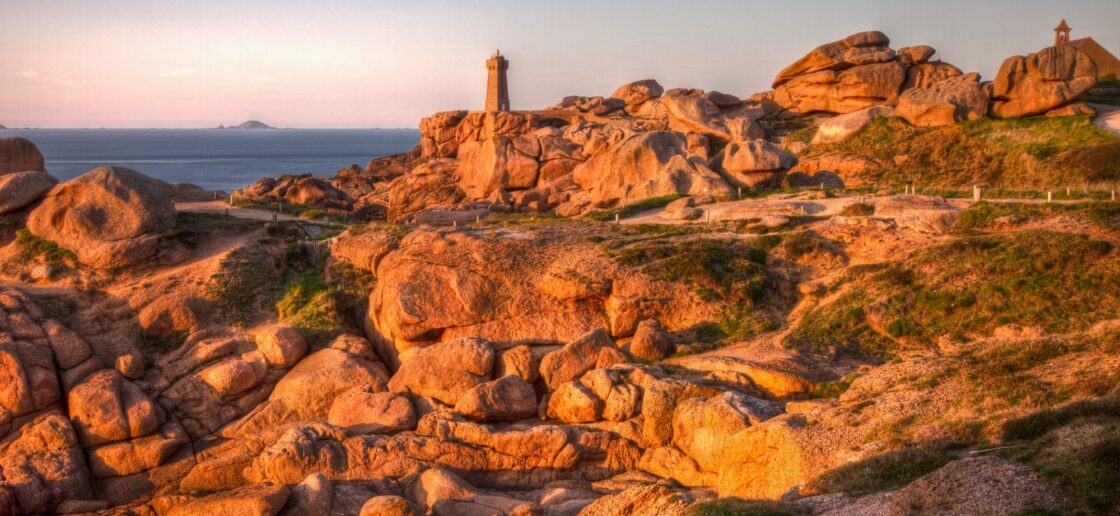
left=2, top=0, right=1118, bottom=129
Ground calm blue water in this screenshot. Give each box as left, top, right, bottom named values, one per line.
left=0, top=129, right=421, bottom=192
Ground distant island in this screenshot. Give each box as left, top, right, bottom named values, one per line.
left=216, top=120, right=275, bottom=129
left=0, top=124, right=6, bottom=129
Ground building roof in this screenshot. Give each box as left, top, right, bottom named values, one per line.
left=1066, top=37, right=1092, bottom=48
left=1055, top=19, right=1070, bottom=31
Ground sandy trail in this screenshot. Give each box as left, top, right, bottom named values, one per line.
left=175, top=200, right=302, bottom=222
left=1090, top=102, right=1120, bottom=137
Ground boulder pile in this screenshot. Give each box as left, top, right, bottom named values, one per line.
left=26, top=166, right=179, bottom=269
left=0, top=138, right=56, bottom=216
left=770, top=31, right=965, bottom=115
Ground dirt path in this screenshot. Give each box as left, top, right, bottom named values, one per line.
left=622, top=194, right=1106, bottom=226
left=1090, top=102, right=1120, bottom=137
left=175, top=201, right=303, bottom=222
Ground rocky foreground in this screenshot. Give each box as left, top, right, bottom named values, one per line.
left=0, top=31, right=1118, bottom=516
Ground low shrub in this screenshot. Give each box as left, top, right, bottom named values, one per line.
left=16, top=229, right=76, bottom=265
left=204, top=245, right=283, bottom=326
left=586, top=194, right=683, bottom=221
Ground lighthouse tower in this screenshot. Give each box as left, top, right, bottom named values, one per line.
left=485, top=49, right=510, bottom=112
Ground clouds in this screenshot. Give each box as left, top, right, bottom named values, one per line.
left=17, top=70, right=82, bottom=89
left=157, top=68, right=199, bottom=78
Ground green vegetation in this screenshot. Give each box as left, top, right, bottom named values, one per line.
left=733, top=215, right=825, bottom=235
left=809, top=373, right=858, bottom=399
left=1082, top=79, right=1120, bottom=106
left=300, top=208, right=326, bottom=220
left=807, top=444, right=956, bottom=496
left=326, top=261, right=377, bottom=330
left=1004, top=397, right=1120, bottom=441
left=478, top=212, right=576, bottom=228
left=597, top=232, right=787, bottom=351
left=789, top=285, right=896, bottom=359
left=808, top=116, right=1120, bottom=187
left=840, top=202, right=875, bottom=216
left=955, top=201, right=1120, bottom=232
left=276, top=270, right=347, bottom=346
left=204, top=244, right=283, bottom=326
left=791, top=231, right=1120, bottom=359
left=174, top=211, right=263, bottom=231
left=607, top=236, right=771, bottom=303
left=134, top=326, right=187, bottom=354
left=878, top=231, right=1119, bottom=341
left=586, top=194, right=683, bottom=221
left=15, top=229, right=76, bottom=265
left=1002, top=397, right=1120, bottom=513
left=688, top=498, right=804, bottom=516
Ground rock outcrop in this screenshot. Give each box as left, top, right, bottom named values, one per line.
left=238, top=173, right=354, bottom=210
left=812, top=106, right=894, bottom=144
left=0, top=137, right=47, bottom=175
left=365, top=226, right=723, bottom=368
left=572, top=131, right=734, bottom=206
left=711, top=139, right=797, bottom=189
left=26, top=166, right=178, bottom=269
left=772, top=31, right=964, bottom=115
left=990, top=45, right=1099, bottom=118
left=0, top=171, right=57, bottom=215
left=896, top=72, right=988, bottom=126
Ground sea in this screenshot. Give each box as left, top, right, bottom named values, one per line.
left=0, top=128, right=421, bottom=193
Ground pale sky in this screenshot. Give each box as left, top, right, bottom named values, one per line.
left=2, top=0, right=1118, bottom=128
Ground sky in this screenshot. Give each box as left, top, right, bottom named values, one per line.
left=2, top=0, right=1118, bottom=129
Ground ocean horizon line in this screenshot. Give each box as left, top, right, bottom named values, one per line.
left=0, top=127, right=420, bottom=131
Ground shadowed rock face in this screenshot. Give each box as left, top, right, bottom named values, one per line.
left=0, top=137, right=47, bottom=175
left=26, top=166, right=177, bottom=269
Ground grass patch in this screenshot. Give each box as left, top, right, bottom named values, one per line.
left=788, top=287, right=896, bottom=359
left=789, top=230, right=1120, bottom=359
left=1003, top=397, right=1120, bottom=441
left=276, top=270, right=348, bottom=346
left=807, top=116, right=1120, bottom=187
left=586, top=194, right=683, bottom=221
left=1082, top=79, right=1120, bottom=106
left=477, top=212, right=576, bottom=228
left=204, top=244, right=283, bottom=326
left=807, top=444, right=955, bottom=496
left=840, top=202, right=875, bottom=216
left=688, top=498, right=805, bottom=516
left=955, top=201, right=1120, bottom=232
left=16, top=229, right=76, bottom=265
left=133, top=325, right=187, bottom=355
left=734, top=215, right=825, bottom=235
left=174, top=211, right=263, bottom=231
left=299, top=208, right=326, bottom=220
left=600, top=234, right=784, bottom=351
left=1003, top=399, right=1120, bottom=513
left=608, top=237, right=770, bottom=303
left=780, top=231, right=820, bottom=258
left=809, top=373, right=858, bottom=399
left=877, top=231, right=1120, bottom=341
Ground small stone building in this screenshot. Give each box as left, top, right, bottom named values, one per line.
left=1055, top=19, right=1120, bottom=80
